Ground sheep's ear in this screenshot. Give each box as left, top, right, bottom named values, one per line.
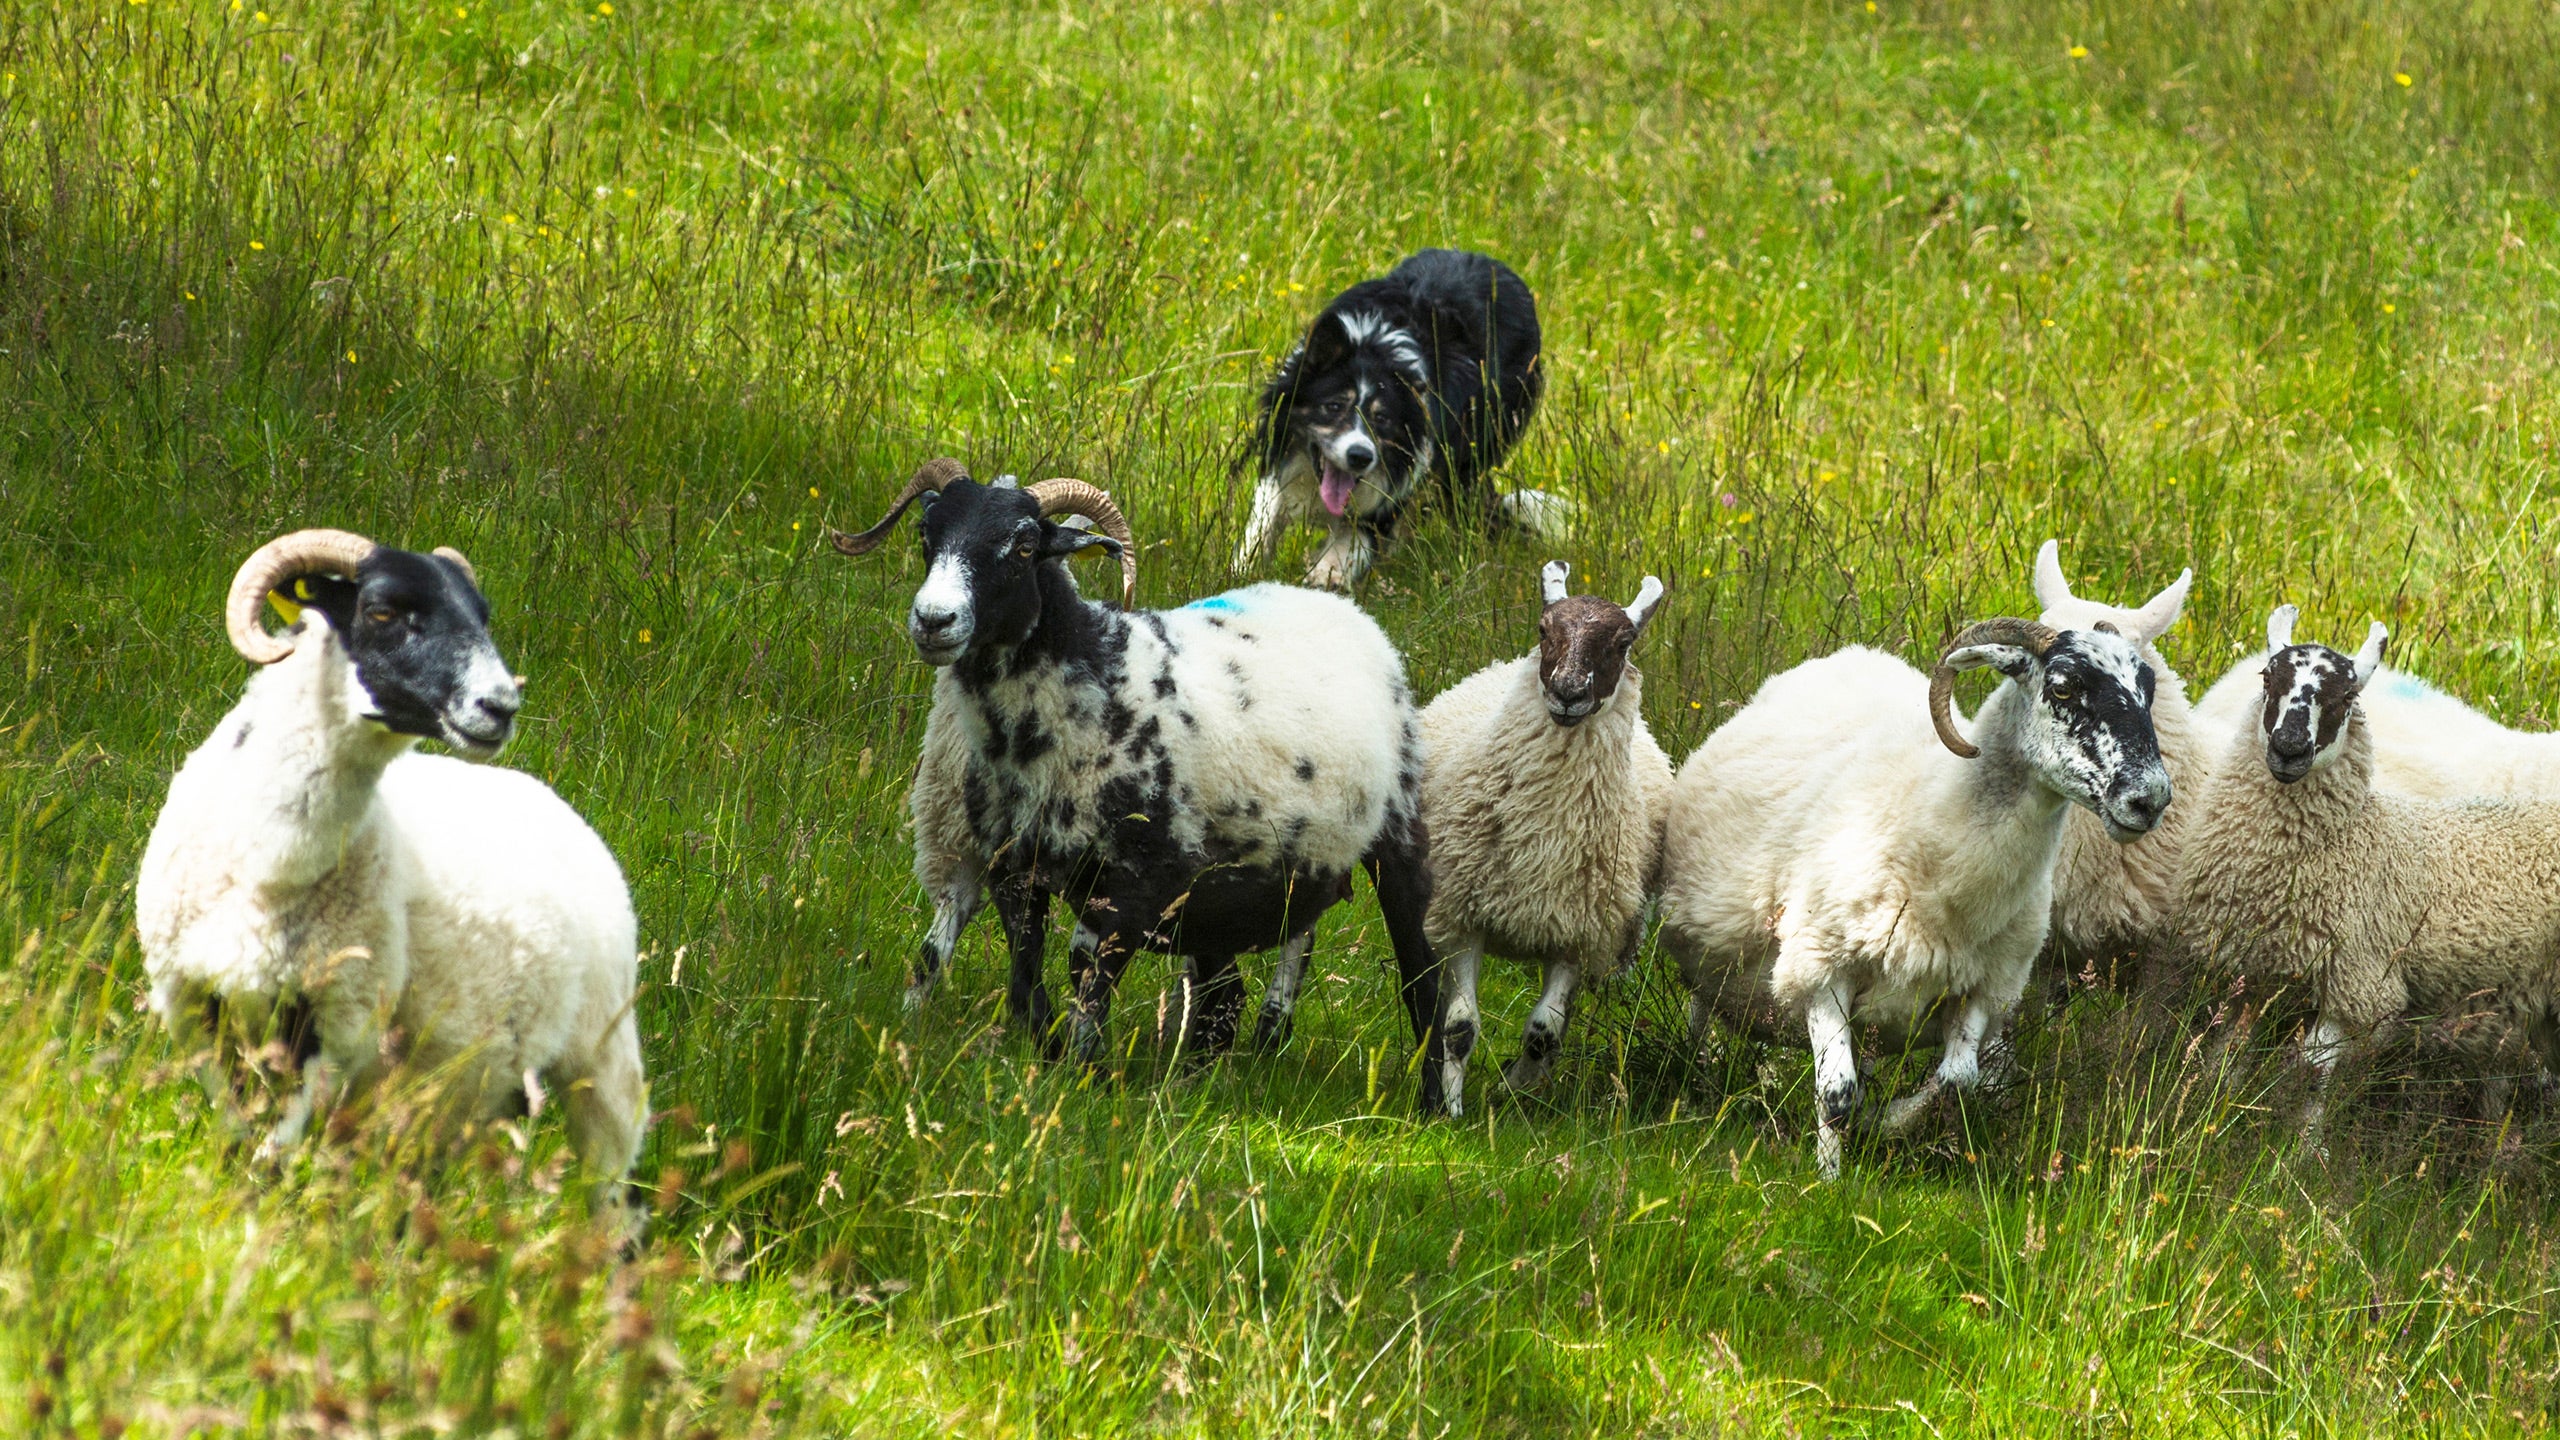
left=1541, top=560, right=1571, bottom=608
left=2125, top=568, right=2194, bottom=645
left=1944, top=642, right=2037, bottom=682
left=2351, top=621, right=2389, bottom=686
left=2265, top=603, right=2299, bottom=652
left=1041, top=522, right=1120, bottom=562
left=2032, top=540, right=2072, bottom=610
left=1623, top=576, right=1666, bottom=632
left=272, top=573, right=358, bottom=632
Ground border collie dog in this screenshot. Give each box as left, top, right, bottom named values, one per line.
left=1238, top=249, right=1564, bottom=589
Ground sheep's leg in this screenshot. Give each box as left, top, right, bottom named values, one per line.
left=562, top=1010, right=650, bottom=1235
left=907, top=863, right=985, bottom=1012
left=2296, top=1014, right=2351, bottom=1148
left=1065, top=918, right=1141, bottom=1070
left=1504, top=961, right=1580, bottom=1094
left=1234, top=474, right=1290, bottom=571
left=1805, top=979, right=1859, bottom=1181
left=1434, top=939, right=1485, bottom=1119
left=1879, top=991, right=1997, bottom=1136
left=1252, top=930, right=1313, bottom=1052
left=1179, top=951, right=1246, bottom=1065
left=993, top=878, right=1058, bottom=1057
left=1364, top=830, right=1447, bottom=1113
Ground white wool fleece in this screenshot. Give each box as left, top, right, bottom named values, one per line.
left=1657, top=646, right=2058, bottom=1034
left=1420, top=655, right=1673, bottom=976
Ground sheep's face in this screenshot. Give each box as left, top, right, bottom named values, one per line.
left=1534, top=563, right=1666, bottom=726
left=2256, top=613, right=2386, bottom=783
left=289, top=549, right=520, bottom=760
left=907, top=478, right=1119, bottom=665
left=1955, top=626, right=2170, bottom=840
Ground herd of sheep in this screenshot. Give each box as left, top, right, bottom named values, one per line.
left=132, top=474, right=2560, bottom=1229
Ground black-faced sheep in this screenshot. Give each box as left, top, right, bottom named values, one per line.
left=137, top=530, right=648, bottom=1219
left=1657, top=616, right=2173, bottom=1177
left=835, top=461, right=1450, bottom=1106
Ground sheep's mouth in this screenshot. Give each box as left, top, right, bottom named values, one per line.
left=440, top=715, right=512, bottom=761
left=912, top=638, right=967, bottom=666
left=1543, top=692, right=1599, bottom=726
left=2100, top=815, right=2154, bottom=843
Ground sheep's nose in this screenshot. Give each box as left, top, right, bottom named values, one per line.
left=2269, top=733, right=2313, bottom=763
left=912, top=606, right=959, bottom=639
left=2117, top=785, right=2164, bottom=827
left=1344, top=440, right=1376, bottom=471
left=476, top=693, right=520, bottom=728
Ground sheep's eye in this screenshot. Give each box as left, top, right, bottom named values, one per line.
left=2049, top=679, right=2074, bottom=700
left=1015, top=541, right=1037, bottom=560
left=367, top=608, right=397, bottom=625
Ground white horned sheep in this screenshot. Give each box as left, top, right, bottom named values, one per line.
left=2030, top=541, right=2200, bottom=985
left=2176, top=606, right=2560, bottom=1132
left=1418, top=561, right=1674, bottom=1116
left=136, top=529, right=648, bottom=1219
left=1657, top=614, right=2174, bottom=1177
left=835, top=460, right=1449, bottom=1106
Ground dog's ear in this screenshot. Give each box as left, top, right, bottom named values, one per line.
left=1293, top=312, right=1352, bottom=381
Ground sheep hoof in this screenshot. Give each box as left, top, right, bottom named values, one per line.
left=1815, top=1126, right=1844, bottom=1181
left=1818, top=1076, right=1861, bottom=1129
left=1250, top=1006, right=1293, bottom=1052
left=1500, top=1055, right=1554, bottom=1094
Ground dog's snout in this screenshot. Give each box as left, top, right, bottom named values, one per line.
left=1343, top=440, right=1376, bottom=471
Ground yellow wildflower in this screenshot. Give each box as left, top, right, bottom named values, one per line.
left=2394, top=72, right=2412, bottom=87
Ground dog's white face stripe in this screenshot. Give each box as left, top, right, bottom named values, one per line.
left=1336, top=309, right=1427, bottom=381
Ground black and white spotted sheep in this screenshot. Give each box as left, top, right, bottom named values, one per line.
left=837, top=460, right=1452, bottom=1107
left=2177, top=606, right=2560, bottom=1137
left=1655, top=615, right=2172, bottom=1178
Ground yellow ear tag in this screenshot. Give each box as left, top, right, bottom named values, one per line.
left=266, top=578, right=311, bottom=625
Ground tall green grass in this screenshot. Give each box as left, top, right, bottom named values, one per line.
left=5, top=0, right=2560, bottom=1431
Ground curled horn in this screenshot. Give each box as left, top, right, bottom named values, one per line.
left=829, top=457, right=972, bottom=557
left=225, top=528, right=378, bottom=665
left=432, top=546, right=478, bottom=588
left=1927, top=617, right=2060, bottom=759
left=1028, top=478, right=1138, bottom=609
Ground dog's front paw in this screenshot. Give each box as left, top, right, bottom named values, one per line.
left=1498, top=489, right=1577, bottom=540
left=1304, top=538, right=1365, bottom=591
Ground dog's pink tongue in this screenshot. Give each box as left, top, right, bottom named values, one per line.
left=1319, top=465, right=1356, bottom=517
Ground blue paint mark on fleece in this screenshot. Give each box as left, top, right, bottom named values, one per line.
left=2380, top=671, right=2440, bottom=702
left=1183, top=593, right=1246, bottom=614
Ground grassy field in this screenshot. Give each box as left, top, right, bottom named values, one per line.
left=6, top=0, right=2560, bottom=1432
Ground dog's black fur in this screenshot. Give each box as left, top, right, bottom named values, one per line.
left=1238, top=249, right=1551, bottom=588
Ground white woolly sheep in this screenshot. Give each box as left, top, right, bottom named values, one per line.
left=836, top=461, right=1448, bottom=1105
left=1657, top=614, right=2174, bottom=1177
left=2176, top=606, right=2560, bottom=1132
left=136, top=530, right=648, bottom=1218
left=2031, top=541, right=2200, bottom=984
left=1418, top=562, right=1674, bottom=1116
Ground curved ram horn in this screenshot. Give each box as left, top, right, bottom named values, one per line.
left=225, top=528, right=379, bottom=664
left=829, top=457, right=972, bottom=557
left=1928, top=617, right=2060, bottom=759
left=431, top=546, right=478, bottom=588
left=1028, top=478, right=1138, bottom=609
